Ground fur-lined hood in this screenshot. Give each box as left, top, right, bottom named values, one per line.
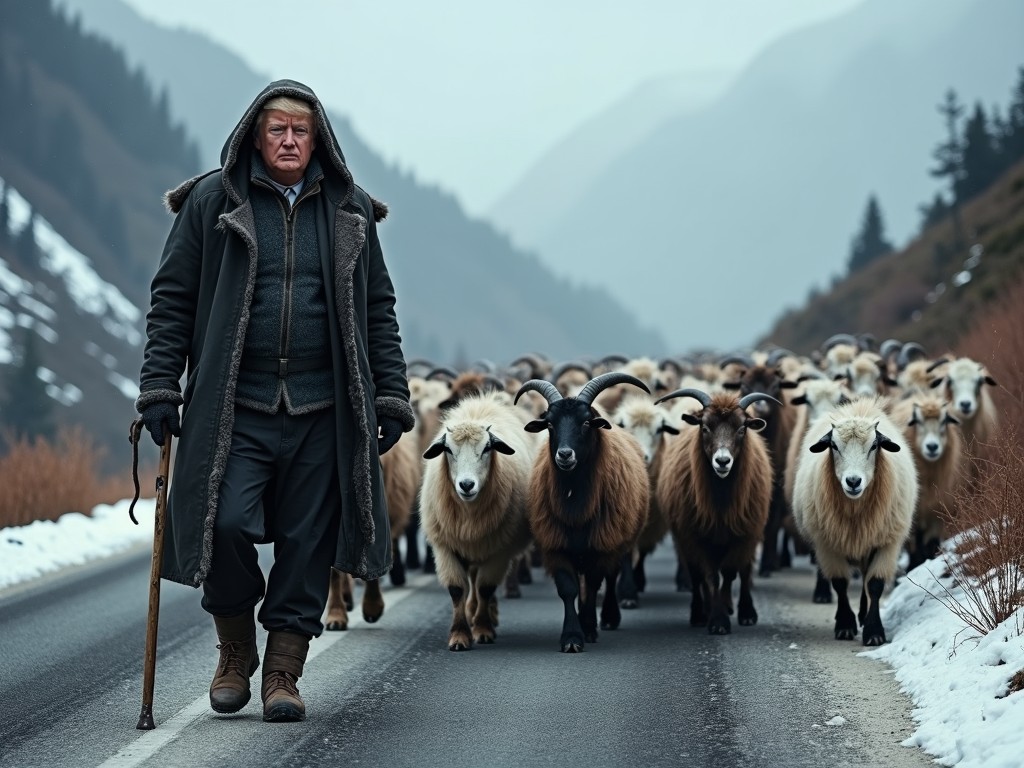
left=162, top=79, right=388, bottom=221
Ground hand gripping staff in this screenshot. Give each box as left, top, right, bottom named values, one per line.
left=128, top=417, right=173, bottom=730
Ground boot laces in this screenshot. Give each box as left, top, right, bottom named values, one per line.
left=216, top=639, right=251, bottom=677
left=263, top=670, right=299, bottom=698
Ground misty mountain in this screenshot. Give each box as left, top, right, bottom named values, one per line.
left=489, top=69, right=733, bottom=253
left=488, top=0, right=1024, bottom=352
left=56, top=0, right=667, bottom=363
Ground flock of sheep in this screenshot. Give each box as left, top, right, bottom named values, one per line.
left=326, top=335, right=999, bottom=652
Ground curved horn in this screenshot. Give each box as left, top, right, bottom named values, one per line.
left=766, top=348, right=795, bottom=367
left=879, top=339, right=902, bottom=361
left=576, top=372, right=650, bottom=406
left=654, top=387, right=712, bottom=409
left=549, top=361, right=593, bottom=382
left=472, top=358, right=499, bottom=373
left=925, top=357, right=951, bottom=373
left=719, top=354, right=754, bottom=370
left=738, top=392, right=784, bottom=411
left=598, top=353, right=630, bottom=368
left=426, top=366, right=460, bottom=381
left=857, top=332, right=876, bottom=351
left=514, top=379, right=563, bottom=406
left=821, top=333, right=859, bottom=352
left=659, top=357, right=685, bottom=374
left=482, top=375, right=508, bottom=392
left=897, top=342, right=927, bottom=370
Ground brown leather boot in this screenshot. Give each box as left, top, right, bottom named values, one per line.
left=209, top=613, right=259, bottom=713
left=261, top=631, right=309, bottom=722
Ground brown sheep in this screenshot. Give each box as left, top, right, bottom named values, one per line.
left=655, top=388, right=776, bottom=634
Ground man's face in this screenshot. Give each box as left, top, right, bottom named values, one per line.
left=254, top=109, right=316, bottom=185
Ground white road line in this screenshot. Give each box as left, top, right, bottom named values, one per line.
left=97, top=572, right=436, bottom=768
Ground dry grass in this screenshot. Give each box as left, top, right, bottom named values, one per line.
left=917, top=274, right=1024, bottom=637
left=0, top=425, right=155, bottom=528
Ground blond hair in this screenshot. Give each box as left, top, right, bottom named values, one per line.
left=255, top=96, right=316, bottom=135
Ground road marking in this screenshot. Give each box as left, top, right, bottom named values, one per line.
left=97, top=572, right=436, bottom=768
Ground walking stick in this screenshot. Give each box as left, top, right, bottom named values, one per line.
left=128, top=419, right=172, bottom=730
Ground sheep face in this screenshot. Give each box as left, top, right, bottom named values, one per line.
left=423, top=424, right=515, bottom=502
left=683, top=404, right=765, bottom=479
left=615, top=400, right=678, bottom=466
left=728, top=366, right=784, bottom=420
left=791, top=379, right=851, bottom=422
left=809, top=420, right=901, bottom=499
left=824, top=343, right=859, bottom=380
left=908, top=400, right=959, bottom=462
left=526, top=399, right=610, bottom=473
left=847, top=354, right=889, bottom=398
left=932, top=358, right=996, bottom=420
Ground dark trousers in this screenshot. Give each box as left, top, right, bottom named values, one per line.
left=201, top=405, right=341, bottom=638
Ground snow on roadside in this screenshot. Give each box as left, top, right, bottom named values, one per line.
left=861, top=556, right=1024, bottom=768
left=0, top=500, right=154, bottom=590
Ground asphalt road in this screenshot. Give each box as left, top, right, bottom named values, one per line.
left=0, top=542, right=934, bottom=768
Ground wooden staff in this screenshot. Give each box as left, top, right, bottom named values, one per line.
left=129, top=421, right=172, bottom=730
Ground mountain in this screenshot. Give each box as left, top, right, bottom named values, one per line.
left=760, top=156, right=1024, bottom=355
left=488, top=69, right=733, bottom=253
left=55, top=0, right=667, bottom=363
left=488, top=0, right=1024, bottom=352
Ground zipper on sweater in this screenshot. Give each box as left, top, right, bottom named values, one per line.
left=280, top=199, right=295, bottom=360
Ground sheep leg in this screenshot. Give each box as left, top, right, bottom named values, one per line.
left=707, top=569, right=732, bottom=635
left=553, top=567, right=585, bottom=653
left=504, top=560, right=522, bottom=599
left=812, top=564, right=833, bottom=604
left=758, top=485, right=786, bottom=576
left=830, top=577, right=858, bottom=640
left=466, top=565, right=480, bottom=619
left=447, top=583, right=473, bottom=651
left=674, top=536, right=693, bottom=592
left=617, top=551, right=640, bottom=609
left=362, top=578, right=385, bottom=623
left=580, top=571, right=601, bottom=643
left=858, top=583, right=868, bottom=626
left=471, top=583, right=498, bottom=645
left=423, top=543, right=436, bottom=574
left=518, top=551, right=533, bottom=584
left=404, top=506, right=422, bottom=569
left=862, top=577, right=887, bottom=646
left=390, top=536, right=407, bottom=587
left=688, top=563, right=708, bottom=626
left=601, top=570, right=623, bottom=630
left=736, top=564, right=757, bottom=626
left=778, top=529, right=793, bottom=569
left=634, top=551, right=648, bottom=593
left=325, top=568, right=351, bottom=631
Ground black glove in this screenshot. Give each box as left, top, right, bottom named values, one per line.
left=377, top=415, right=403, bottom=455
left=141, top=401, right=181, bottom=447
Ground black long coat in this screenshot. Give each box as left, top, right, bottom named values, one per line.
left=137, top=80, right=414, bottom=586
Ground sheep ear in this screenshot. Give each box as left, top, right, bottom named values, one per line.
left=489, top=437, right=516, bottom=455
left=809, top=431, right=832, bottom=453
left=832, top=373, right=846, bottom=382
left=659, top=422, right=680, bottom=435
left=929, top=378, right=945, bottom=389
left=780, top=379, right=799, bottom=389
left=984, top=375, right=997, bottom=386
left=745, top=418, right=766, bottom=432
left=943, top=413, right=960, bottom=425
left=422, top=435, right=447, bottom=459
left=587, top=417, right=612, bottom=430
left=876, top=431, right=900, bottom=452
left=681, top=413, right=701, bottom=426
left=790, top=394, right=808, bottom=406
left=524, top=420, right=548, bottom=433
left=722, top=381, right=741, bottom=390
left=883, top=376, right=898, bottom=386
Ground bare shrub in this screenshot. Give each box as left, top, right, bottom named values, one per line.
left=0, top=426, right=154, bottom=529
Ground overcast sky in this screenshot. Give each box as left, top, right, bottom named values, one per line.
left=120, top=0, right=863, bottom=216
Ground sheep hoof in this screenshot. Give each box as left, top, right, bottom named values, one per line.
left=475, top=634, right=495, bottom=645
left=325, top=619, right=348, bottom=632
left=584, top=630, right=599, bottom=643
left=449, top=641, right=472, bottom=652
left=835, top=627, right=858, bottom=641
left=708, top=622, right=731, bottom=635
left=863, top=626, right=886, bottom=646
left=343, top=596, right=354, bottom=611
left=619, top=598, right=638, bottom=610
left=363, top=609, right=383, bottom=624
left=561, top=641, right=585, bottom=653
left=738, top=613, right=757, bottom=626
left=812, top=592, right=833, bottom=604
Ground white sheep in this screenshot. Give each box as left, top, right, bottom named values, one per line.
left=792, top=397, right=918, bottom=646
left=929, top=356, right=998, bottom=449
left=419, top=392, right=537, bottom=650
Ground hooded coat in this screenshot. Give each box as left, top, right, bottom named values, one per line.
left=137, top=80, right=414, bottom=586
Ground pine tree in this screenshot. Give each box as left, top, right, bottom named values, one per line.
left=848, top=195, right=894, bottom=274
left=959, top=102, right=1000, bottom=201
left=1, top=329, right=55, bottom=441
left=930, top=88, right=967, bottom=253
left=1002, top=66, right=1024, bottom=166
left=918, top=192, right=949, bottom=233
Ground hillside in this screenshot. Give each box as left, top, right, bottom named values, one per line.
left=760, top=157, right=1024, bottom=354
left=55, top=0, right=667, bottom=363
left=488, top=0, right=1024, bottom=351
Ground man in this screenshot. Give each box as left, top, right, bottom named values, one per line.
left=136, top=80, right=414, bottom=722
